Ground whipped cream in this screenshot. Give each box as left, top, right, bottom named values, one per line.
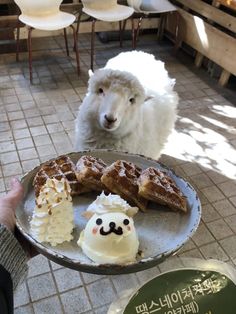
left=78, top=212, right=139, bottom=264
left=30, top=178, right=74, bottom=246
left=86, top=191, right=139, bottom=217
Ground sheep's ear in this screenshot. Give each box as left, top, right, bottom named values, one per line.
left=88, top=70, right=94, bottom=77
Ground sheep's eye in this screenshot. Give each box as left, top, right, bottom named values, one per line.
left=123, top=219, right=130, bottom=225
left=98, top=88, right=104, bottom=94
left=129, top=98, right=135, bottom=104
left=96, top=218, right=103, bottom=225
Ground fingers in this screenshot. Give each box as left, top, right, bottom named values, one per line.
left=6, top=178, right=24, bottom=209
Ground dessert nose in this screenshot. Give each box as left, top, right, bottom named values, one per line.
left=109, top=222, right=116, bottom=228
left=104, top=114, right=117, bottom=123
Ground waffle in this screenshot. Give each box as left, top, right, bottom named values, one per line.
left=101, top=160, right=148, bottom=211
left=138, top=167, right=188, bottom=213
left=33, top=155, right=90, bottom=197
left=75, top=155, right=108, bottom=192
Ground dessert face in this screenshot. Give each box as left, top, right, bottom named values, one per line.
left=78, top=212, right=139, bottom=264
left=30, top=178, right=74, bottom=246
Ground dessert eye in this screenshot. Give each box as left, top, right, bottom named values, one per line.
left=98, top=88, right=104, bottom=94
left=123, top=219, right=129, bottom=226
left=129, top=97, right=135, bottom=104
left=96, top=218, right=103, bottom=225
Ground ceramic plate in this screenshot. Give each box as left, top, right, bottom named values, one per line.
left=16, top=150, right=201, bottom=275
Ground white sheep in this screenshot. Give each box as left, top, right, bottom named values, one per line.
left=75, top=51, right=178, bottom=159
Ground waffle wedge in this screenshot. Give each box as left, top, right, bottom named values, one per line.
left=33, top=155, right=90, bottom=197
left=75, top=155, right=107, bottom=192
left=138, top=167, right=188, bottom=213
left=101, top=160, right=148, bottom=211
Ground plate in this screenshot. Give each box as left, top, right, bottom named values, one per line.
left=16, top=150, right=201, bottom=275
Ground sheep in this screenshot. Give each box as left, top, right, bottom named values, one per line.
left=75, top=51, right=178, bottom=159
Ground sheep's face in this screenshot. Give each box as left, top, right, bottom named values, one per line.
left=88, top=69, right=145, bottom=133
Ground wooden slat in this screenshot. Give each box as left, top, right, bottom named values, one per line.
left=166, top=8, right=236, bottom=76
left=60, top=3, right=82, bottom=12
left=175, top=0, right=236, bottom=33
left=219, top=69, right=231, bottom=86
left=194, top=51, right=204, bottom=68
left=0, top=15, right=23, bottom=28
left=0, top=0, right=13, bottom=3
left=217, top=0, right=236, bottom=10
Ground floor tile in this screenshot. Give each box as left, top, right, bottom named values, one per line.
left=33, top=296, right=63, bottom=314
left=200, top=242, right=226, bottom=261
left=27, top=273, right=56, bottom=301
left=201, top=204, right=221, bottom=223
left=54, top=267, right=83, bottom=292
left=201, top=186, right=226, bottom=203
left=14, top=282, right=30, bottom=308
left=218, top=181, right=236, bottom=198
left=207, top=219, right=233, bottom=240
left=33, top=134, right=52, bottom=146
left=0, top=151, right=19, bottom=165
left=81, top=272, right=106, bottom=285
left=2, top=162, right=22, bottom=177
left=14, top=305, right=33, bottom=314
left=19, top=148, right=38, bottom=161
left=191, top=223, right=215, bottom=246
left=87, top=278, right=116, bottom=307
left=224, top=214, right=236, bottom=233
left=111, top=274, right=139, bottom=292
left=212, top=199, right=236, bottom=217
left=16, top=137, right=34, bottom=150
left=61, top=287, right=91, bottom=314
left=220, top=236, right=236, bottom=259
left=27, top=255, right=51, bottom=278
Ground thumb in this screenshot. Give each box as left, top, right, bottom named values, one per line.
left=6, top=178, right=24, bottom=209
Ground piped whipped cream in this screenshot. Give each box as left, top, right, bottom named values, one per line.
left=86, top=191, right=139, bottom=217
left=30, top=178, right=74, bottom=246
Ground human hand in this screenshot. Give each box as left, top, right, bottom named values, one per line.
left=0, top=178, right=23, bottom=231
left=0, top=178, right=38, bottom=258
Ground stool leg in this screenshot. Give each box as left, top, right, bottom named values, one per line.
left=64, top=28, right=69, bottom=56
left=73, top=11, right=82, bottom=51
left=27, top=27, right=33, bottom=84
left=120, top=19, right=128, bottom=48
left=70, top=24, right=80, bottom=76
left=76, top=11, right=82, bottom=35
left=90, top=19, right=96, bottom=71
left=131, top=17, right=135, bottom=49
left=135, top=15, right=143, bottom=48
left=119, top=21, right=123, bottom=48
left=16, top=26, right=20, bottom=62
left=158, top=13, right=167, bottom=42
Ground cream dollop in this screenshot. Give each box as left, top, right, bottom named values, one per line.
left=86, top=191, right=139, bottom=217
left=30, top=178, right=74, bottom=246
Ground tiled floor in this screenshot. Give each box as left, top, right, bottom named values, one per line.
left=0, top=32, right=236, bottom=313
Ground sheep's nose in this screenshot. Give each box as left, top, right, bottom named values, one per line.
left=104, top=114, right=117, bottom=124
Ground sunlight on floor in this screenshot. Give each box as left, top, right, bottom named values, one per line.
left=164, top=104, right=236, bottom=179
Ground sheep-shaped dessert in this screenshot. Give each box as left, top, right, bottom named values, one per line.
left=78, top=192, right=139, bottom=264
left=75, top=51, right=178, bottom=159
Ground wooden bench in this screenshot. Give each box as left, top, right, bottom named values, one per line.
left=166, top=0, right=236, bottom=87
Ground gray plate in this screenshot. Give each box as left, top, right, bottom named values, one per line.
left=16, top=150, right=201, bottom=275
